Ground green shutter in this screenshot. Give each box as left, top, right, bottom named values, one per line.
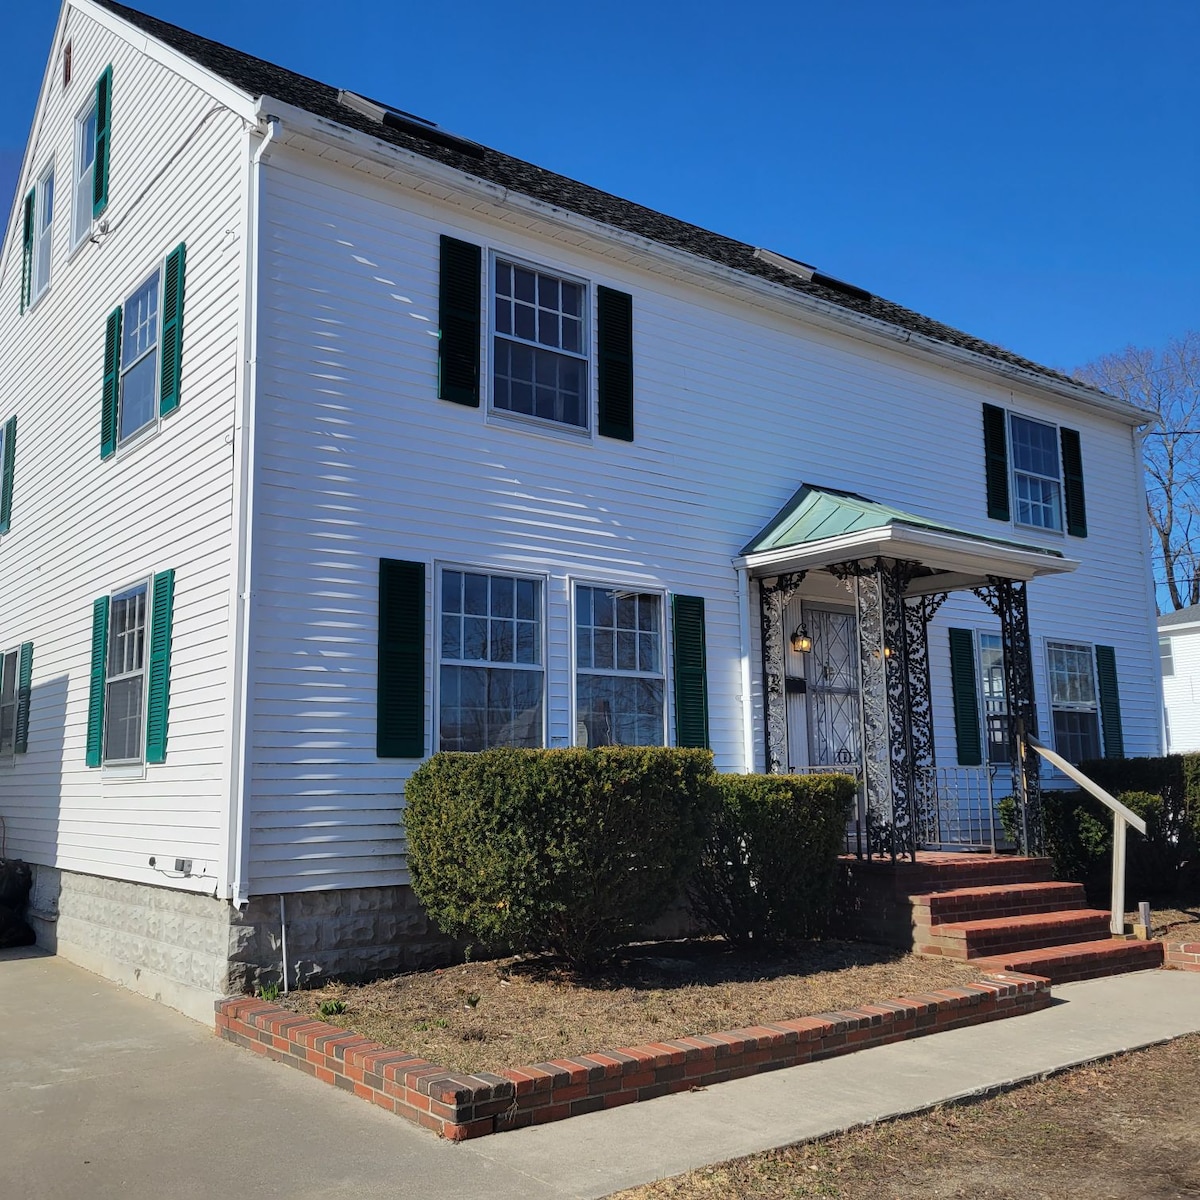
left=159, top=243, right=186, bottom=416
left=377, top=559, right=426, bottom=757
left=437, top=235, right=481, bottom=406
left=93, top=65, right=112, bottom=217
left=949, top=628, right=983, bottom=766
left=672, top=594, right=709, bottom=749
left=597, top=286, right=634, bottom=441
left=1060, top=427, right=1087, bottom=538
left=1095, top=645, right=1124, bottom=759
left=145, top=569, right=175, bottom=764
left=100, top=306, right=122, bottom=459
left=86, top=598, right=109, bottom=767
left=20, top=188, right=35, bottom=314
left=14, top=641, right=33, bottom=754
left=982, top=404, right=1010, bottom=522
left=0, top=415, right=15, bottom=534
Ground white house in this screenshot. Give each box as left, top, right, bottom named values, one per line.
left=1159, top=604, right=1200, bottom=752
left=0, top=0, right=1162, bottom=1020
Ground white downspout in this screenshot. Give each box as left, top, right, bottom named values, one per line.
left=222, top=115, right=279, bottom=908
left=736, top=567, right=756, bottom=773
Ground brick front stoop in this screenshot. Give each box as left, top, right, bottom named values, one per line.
left=215, top=972, right=1050, bottom=1141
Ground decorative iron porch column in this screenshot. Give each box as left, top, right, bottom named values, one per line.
left=758, top=571, right=806, bottom=774
left=974, top=577, right=1044, bottom=855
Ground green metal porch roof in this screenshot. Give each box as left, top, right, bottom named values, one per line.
left=740, top=484, right=1065, bottom=560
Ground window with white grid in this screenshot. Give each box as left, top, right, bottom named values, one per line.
left=73, top=100, right=97, bottom=247
left=0, top=649, right=18, bottom=759
left=1009, top=414, right=1062, bottom=532
left=32, top=164, right=54, bottom=300
left=1047, top=641, right=1100, bottom=763
left=119, top=269, right=160, bottom=443
left=492, top=256, right=587, bottom=430
left=575, top=586, right=664, bottom=747
left=977, top=631, right=1008, bottom=764
left=104, top=583, right=148, bottom=764
left=438, top=568, right=544, bottom=751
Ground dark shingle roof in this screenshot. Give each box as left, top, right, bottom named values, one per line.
left=1159, top=603, right=1200, bottom=629
left=93, top=0, right=1106, bottom=397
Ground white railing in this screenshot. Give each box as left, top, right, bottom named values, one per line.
left=1023, top=733, right=1147, bottom=937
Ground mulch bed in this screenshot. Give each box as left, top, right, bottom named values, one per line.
left=277, top=938, right=986, bottom=1076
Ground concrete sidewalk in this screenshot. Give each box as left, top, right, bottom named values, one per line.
left=2, top=950, right=1198, bottom=1200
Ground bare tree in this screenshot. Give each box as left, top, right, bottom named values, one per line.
left=1076, top=332, right=1200, bottom=613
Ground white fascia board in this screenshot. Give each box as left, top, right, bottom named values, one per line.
left=72, top=0, right=258, bottom=120
left=254, top=95, right=1150, bottom=429
left=735, top=523, right=1078, bottom=584
left=1160, top=620, right=1200, bottom=636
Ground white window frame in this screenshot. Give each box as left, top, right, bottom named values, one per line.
left=975, top=629, right=1008, bottom=766
left=1008, top=411, right=1063, bottom=534
left=102, top=579, right=151, bottom=769
left=486, top=250, right=592, bottom=439
left=1159, top=636, right=1174, bottom=679
left=72, top=95, right=98, bottom=250
left=571, top=581, right=668, bottom=748
left=1046, top=639, right=1102, bottom=763
left=0, top=646, right=19, bottom=763
left=117, top=263, right=164, bottom=449
left=31, top=161, right=55, bottom=303
left=434, top=562, right=548, bottom=752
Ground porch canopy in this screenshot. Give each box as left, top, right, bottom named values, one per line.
left=735, top=484, right=1079, bottom=589
left=734, top=484, right=1079, bottom=861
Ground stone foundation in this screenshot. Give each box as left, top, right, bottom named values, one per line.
left=27, top=866, right=457, bottom=1023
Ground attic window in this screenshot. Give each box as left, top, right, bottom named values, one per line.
left=63, top=41, right=73, bottom=88
left=336, top=90, right=485, bottom=159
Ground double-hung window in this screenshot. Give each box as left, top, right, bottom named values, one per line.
left=1159, top=636, right=1174, bottom=678
left=104, top=583, right=148, bottom=764
left=1047, top=641, right=1101, bottom=763
left=492, top=257, right=587, bottom=431
left=119, top=270, right=161, bottom=443
left=438, top=568, right=544, bottom=750
left=87, top=571, right=175, bottom=768
left=1009, top=413, right=1062, bottom=532
left=32, top=164, right=54, bottom=301
left=575, top=586, right=665, bottom=746
left=977, top=631, right=1008, bottom=763
left=0, top=649, right=19, bottom=758
left=73, top=98, right=98, bottom=247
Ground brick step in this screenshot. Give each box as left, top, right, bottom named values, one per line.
left=978, top=938, right=1165, bottom=985
left=917, top=909, right=1112, bottom=959
left=895, top=856, right=1056, bottom=894
left=913, top=882, right=1089, bottom=927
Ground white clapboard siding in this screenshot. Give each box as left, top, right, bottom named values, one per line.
left=1162, top=627, right=1200, bottom=752
left=0, top=8, right=245, bottom=893
left=241, top=146, right=1159, bottom=894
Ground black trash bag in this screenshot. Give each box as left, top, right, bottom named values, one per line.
left=0, top=859, right=33, bottom=909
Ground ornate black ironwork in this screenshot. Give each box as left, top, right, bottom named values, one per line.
left=973, top=577, right=1043, bottom=854
left=881, top=560, right=919, bottom=859
left=853, top=564, right=892, bottom=858
left=903, top=591, right=942, bottom=844
left=758, top=571, right=806, bottom=774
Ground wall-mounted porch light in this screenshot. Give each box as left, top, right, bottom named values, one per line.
left=790, top=625, right=813, bottom=654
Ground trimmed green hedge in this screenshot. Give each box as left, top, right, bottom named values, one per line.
left=402, top=747, right=716, bottom=969
left=689, top=773, right=856, bottom=945
left=1000, top=753, right=1200, bottom=901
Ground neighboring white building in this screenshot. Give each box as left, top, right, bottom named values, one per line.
left=0, top=0, right=1162, bottom=1020
left=1159, top=604, right=1200, bottom=753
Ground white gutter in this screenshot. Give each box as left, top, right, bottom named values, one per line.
left=221, top=114, right=278, bottom=906
left=734, top=523, right=1079, bottom=581
left=252, top=94, right=1152, bottom=428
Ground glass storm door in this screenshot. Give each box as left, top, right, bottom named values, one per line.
left=806, top=608, right=862, bottom=768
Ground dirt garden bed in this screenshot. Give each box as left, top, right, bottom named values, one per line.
left=276, top=938, right=986, bottom=1076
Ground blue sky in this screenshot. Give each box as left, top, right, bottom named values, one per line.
left=3, top=0, right=1197, bottom=374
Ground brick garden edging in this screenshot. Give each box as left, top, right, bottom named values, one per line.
left=215, top=971, right=1051, bottom=1140
left=1164, top=940, right=1200, bottom=971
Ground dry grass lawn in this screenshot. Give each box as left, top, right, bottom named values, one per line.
left=279, top=939, right=985, bottom=1076
left=613, top=1033, right=1200, bottom=1199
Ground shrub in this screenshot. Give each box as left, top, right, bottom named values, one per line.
left=689, top=772, right=856, bottom=946
left=1000, top=753, right=1200, bottom=901
left=402, top=746, right=716, bottom=969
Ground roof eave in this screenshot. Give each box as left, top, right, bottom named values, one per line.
left=251, top=95, right=1149, bottom=429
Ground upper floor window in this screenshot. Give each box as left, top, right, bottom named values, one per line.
left=1160, top=636, right=1174, bottom=678
left=32, top=165, right=55, bottom=301
left=120, top=270, right=161, bottom=443
left=575, top=585, right=665, bottom=747
left=438, top=568, right=544, bottom=751
left=492, top=256, right=588, bottom=431
left=1009, top=413, right=1062, bottom=532
left=74, top=99, right=98, bottom=247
